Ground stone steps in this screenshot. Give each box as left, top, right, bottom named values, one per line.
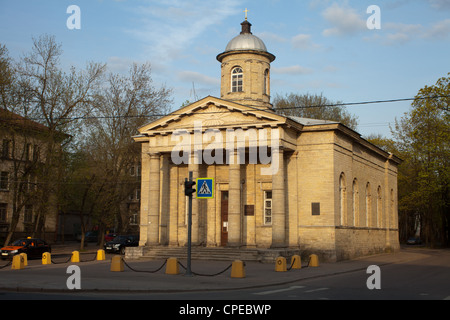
left=126, top=246, right=301, bottom=263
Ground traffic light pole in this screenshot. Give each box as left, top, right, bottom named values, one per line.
left=185, top=171, right=193, bottom=277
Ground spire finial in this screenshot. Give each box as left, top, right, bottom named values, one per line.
left=244, top=8, right=249, bottom=21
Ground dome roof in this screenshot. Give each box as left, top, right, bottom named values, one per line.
left=217, top=20, right=275, bottom=63
left=225, top=33, right=267, bottom=52
left=224, top=20, right=268, bottom=53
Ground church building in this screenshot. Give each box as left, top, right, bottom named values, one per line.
left=131, top=19, right=401, bottom=262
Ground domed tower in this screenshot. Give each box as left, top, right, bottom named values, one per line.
left=217, top=19, right=276, bottom=110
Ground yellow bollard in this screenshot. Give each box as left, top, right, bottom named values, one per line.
left=71, top=251, right=80, bottom=263
left=231, top=260, right=245, bottom=278
left=309, top=254, right=319, bottom=267
left=97, top=249, right=106, bottom=261
left=290, top=255, right=302, bottom=270
left=42, top=252, right=52, bottom=265
left=11, top=254, right=25, bottom=270
left=110, top=255, right=124, bottom=272
left=20, top=253, right=28, bottom=267
left=165, top=257, right=180, bottom=275
left=275, top=257, right=287, bottom=272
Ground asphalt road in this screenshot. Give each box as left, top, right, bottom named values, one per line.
left=1, top=247, right=449, bottom=301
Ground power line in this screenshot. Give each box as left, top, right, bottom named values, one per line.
left=1, top=95, right=448, bottom=123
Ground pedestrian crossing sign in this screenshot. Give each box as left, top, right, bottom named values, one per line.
left=196, top=178, right=214, bottom=199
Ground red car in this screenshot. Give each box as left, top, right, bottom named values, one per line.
left=104, top=233, right=117, bottom=242
left=0, top=238, right=51, bottom=260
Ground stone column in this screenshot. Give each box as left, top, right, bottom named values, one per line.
left=160, top=154, right=170, bottom=245
left=271, top=147, right=286, bottom=248
left=147, top=152, right=160, bottom=246
left=228, top=150, right=241, bottom=247
left=169, top=165, right=179, bottom=246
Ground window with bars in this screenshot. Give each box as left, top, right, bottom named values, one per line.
left=264, top=191, right=272, bottom=225
left=231, top=67, right=243, bottom=92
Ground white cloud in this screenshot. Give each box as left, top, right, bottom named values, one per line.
left=379, top=20, right=450, bottom=45
left=428, top=0, right=450, bottom=10
left=291, top=34, right=322, bottom=51
left=383, top=22, right=423, bottom=45
left=272, top=65, right=314, bottom=75
left=424, top=19, right=450, bottom=38
left=177, top=71, right=220, bottom=86
left=126, top=0, right=240, bottom=62
left=322, top=3, right=366, bottom=37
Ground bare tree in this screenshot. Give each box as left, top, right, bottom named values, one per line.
left=75, top=62, right=172, bottom=243
left=3, top=35, right=106, bottom=240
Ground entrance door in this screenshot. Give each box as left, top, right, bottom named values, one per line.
left=221, top=191, right=229, bottom=246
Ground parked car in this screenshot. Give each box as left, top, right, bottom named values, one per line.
left=407, top=237, right=422, bottom=245
left=76, top=231, right=99, bottom=242
left=104, top=233, right=117, bottom=242
left=104, top=235, right=138, bottom=254
left=0, top=238, right=51, bottom=260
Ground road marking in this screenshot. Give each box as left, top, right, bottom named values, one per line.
left=304, top=288, right=329, bottom=293
left=254, top=286, right=305, bottom=296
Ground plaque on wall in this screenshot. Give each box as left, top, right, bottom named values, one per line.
left=245, top=205, right=255, bottom=216
left=312, top=202, right=320, bottom=216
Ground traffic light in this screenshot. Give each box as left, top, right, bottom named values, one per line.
left=184, top=180, right=196, bottom=196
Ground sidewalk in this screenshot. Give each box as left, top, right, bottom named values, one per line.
left=0, top=247, right=430, bottom=293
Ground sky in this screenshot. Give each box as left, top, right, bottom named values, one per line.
left=1, top=0, right=449, bottom=138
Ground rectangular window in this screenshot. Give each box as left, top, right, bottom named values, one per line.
left=0, top=172, right=8, bottom=190
left=0, top=203, right=7, bottom=222
left=33, top=145, right=40, bottom=162
left=129, top=211, right=139, bottom=225
left=264, top=191, right=272, bottom=225
left=24, top=205, right=33, bottom=223
left=2, top=140, right=10, bottom=158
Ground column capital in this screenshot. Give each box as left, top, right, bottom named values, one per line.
left=147, top=152, right=161, bottom=159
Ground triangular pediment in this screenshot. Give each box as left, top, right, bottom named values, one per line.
left=137, top=96, right=292, bottom=136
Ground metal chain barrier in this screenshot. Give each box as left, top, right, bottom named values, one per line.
left=122, top=258, right=167, bottom=273
left=0, top=260, right=12, bottom=269
left=51, top=255, right=72, bottom=264
left=177, top=261, right=233, bottom=277
left=51, top=252, right=98, bottom=264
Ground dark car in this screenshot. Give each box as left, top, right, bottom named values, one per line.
left=0, top=238, right=51, bottom=260
left=76, top=231, right=99, bottom=242
left=104, top=235, right=138, bottom=254
left=407, top=237, right=422, bottom=245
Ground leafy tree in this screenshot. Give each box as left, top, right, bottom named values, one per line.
left=273, top=92, right=359, bottom=130
left=391, top=73, right=449, bottom=246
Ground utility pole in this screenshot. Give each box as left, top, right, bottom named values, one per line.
left=184, top=171, right=196, bottom=277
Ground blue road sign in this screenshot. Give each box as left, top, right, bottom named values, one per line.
left=196, top=178, right=214, bottom=199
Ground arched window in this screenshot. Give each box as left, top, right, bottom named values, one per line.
left=231, top=67, right=243, bottom=92
left=365, top=182, right=371, bottom=227
left=352, top=179, right=359, bottom=227
left=264, top=69, right=269, bottom=95
left=377, top=186, right=382, bottom=228
left=339, top=173, right=346, bottom=226
left=390, top=189, right=394, bottom=229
